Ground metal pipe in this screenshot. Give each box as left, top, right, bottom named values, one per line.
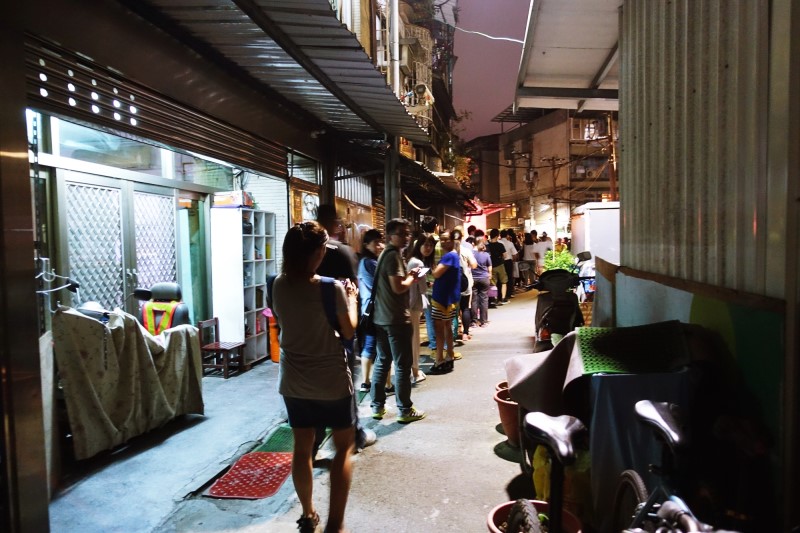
left=389, top=0, right=400, bottom=97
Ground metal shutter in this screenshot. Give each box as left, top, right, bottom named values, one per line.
left=25, top=34, right=287, bottom=179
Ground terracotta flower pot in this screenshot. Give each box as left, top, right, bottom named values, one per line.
left=494, top=388, right=520, bottom=448
left=486, top=499, right=582, bottom=533
left=495, top=380, right=508, bottom=392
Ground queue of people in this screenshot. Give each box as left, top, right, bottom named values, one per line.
left=269, top=205, right=565, bottom=532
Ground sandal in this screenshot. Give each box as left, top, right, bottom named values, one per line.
left=297, top=511, right=320, bottom=533
left=428, top=362, right=450, bottom=375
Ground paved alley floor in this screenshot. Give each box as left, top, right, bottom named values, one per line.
left=48, top=288, right=541, bottom=533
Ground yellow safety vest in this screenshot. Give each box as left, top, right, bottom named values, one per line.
left=142, top=301, right=180, bottom=335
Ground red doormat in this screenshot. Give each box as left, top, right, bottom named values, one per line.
left=206, top=451, right=293, bottom=499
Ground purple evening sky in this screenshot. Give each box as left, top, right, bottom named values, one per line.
left=452, top=0, right=529, bottom=143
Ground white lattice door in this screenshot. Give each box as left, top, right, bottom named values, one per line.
left=56, top=170, right=177, bottom=314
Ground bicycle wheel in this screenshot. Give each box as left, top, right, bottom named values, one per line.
left=506, top=499, right=543, bottom=533
left=612, top=469, right=649, bottom=531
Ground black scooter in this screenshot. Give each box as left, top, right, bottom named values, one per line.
left=532, top=268, right=584, bottom=352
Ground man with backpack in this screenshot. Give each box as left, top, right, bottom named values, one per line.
left=316, top=205, right=377, bottom=452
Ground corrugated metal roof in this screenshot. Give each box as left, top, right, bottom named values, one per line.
left=141, top=0, right=430, bottom=143
left=516, top=0, right=621, bottom=112
left=492, top=105, right=556, bottom=124
left=492, top=104, right=617, bottom=124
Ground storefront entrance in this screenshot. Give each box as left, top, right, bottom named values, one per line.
left=52, top=169, right=210, bottom=325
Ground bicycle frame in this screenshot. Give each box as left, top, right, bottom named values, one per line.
left=630, top=484, right=703, bottom=529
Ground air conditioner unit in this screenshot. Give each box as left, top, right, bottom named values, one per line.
left=400, top=45, right=411, bottom=75
left=375, top=44, right=411, bottom=73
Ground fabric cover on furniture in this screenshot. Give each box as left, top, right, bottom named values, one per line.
left=52, top=306, right=204, bottom=460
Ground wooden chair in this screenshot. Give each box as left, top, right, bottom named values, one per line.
left=198, top=317, right=245, bottom=379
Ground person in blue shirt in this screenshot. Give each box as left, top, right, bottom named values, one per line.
left=357, top=229, right=391, bottom=393
left=429, top=230, right=461, bottom=375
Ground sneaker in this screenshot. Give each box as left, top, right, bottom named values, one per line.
left=356, top=427, right=377, bottom=452
left=359, top=382, right=371, bottom=392
left=384, top=385, right=395, bottom=395
left=372, top=407, right=386, bottom=420
left=397, top=408, right=426, bottom=424
left=296, top=511, right=320, bottom=533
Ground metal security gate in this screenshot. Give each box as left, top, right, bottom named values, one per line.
left=132, top=190, right=178, bottom=290
left=56, top=170, right=176, bottom=314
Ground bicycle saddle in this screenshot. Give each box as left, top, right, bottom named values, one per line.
left=635, top=400, right=686, bottom=450
left=523, top=412, right=586, bottom=465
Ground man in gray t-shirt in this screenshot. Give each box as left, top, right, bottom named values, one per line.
left=370, top=218, right=426, bottom=424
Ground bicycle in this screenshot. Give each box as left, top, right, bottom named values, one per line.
left=611, top=399, right=742, bottom=532
left=504, top=412, right=587, bottom=533
left=511, top=401, right=740, bottom=532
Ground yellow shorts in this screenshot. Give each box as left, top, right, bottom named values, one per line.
left=431, top=300, right=458, bottom=320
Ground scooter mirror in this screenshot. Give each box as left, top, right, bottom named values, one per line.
left=133, top=287, right=152, bottom=301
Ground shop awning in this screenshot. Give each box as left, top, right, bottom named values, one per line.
left=400, top=159, right=469, bottom=204
left=336, top=139, right=469, bottom=204
left=464, top=198, right=512, bottom=217
left=127, top=0, right=430, bottom=143
left=515, top=0, right=621, bottom=113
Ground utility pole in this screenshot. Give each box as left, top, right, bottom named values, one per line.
left=540, top=156, right=567, bottom=237
left=527, top=169, right=538, bottom=231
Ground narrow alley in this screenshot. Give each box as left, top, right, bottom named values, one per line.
left=49, top=289, right=540, bottom=533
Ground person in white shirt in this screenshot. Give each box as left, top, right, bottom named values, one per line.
left=499, top=229, right=518, bottom=302
left=453, top=228, right=477, bottom=340
left=533, top=233, right=553, bottom=274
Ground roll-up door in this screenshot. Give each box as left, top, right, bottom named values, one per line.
left=24, top=34, right=288, bottom=180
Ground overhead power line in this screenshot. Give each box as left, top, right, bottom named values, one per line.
left=454, top=26, right=524, bottom=44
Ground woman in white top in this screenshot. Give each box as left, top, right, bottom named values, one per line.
left=272, top=221, right=358, bottom=533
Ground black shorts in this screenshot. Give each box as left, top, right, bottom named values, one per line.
left=283, top=395, right=356, bottom=430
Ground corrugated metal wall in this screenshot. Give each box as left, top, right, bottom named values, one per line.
left=620, top=0, right=775, bottom=295
left=335, top=174, right=372, bottom=206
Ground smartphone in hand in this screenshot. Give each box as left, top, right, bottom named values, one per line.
left=416, top=267, right=430, bottom=278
